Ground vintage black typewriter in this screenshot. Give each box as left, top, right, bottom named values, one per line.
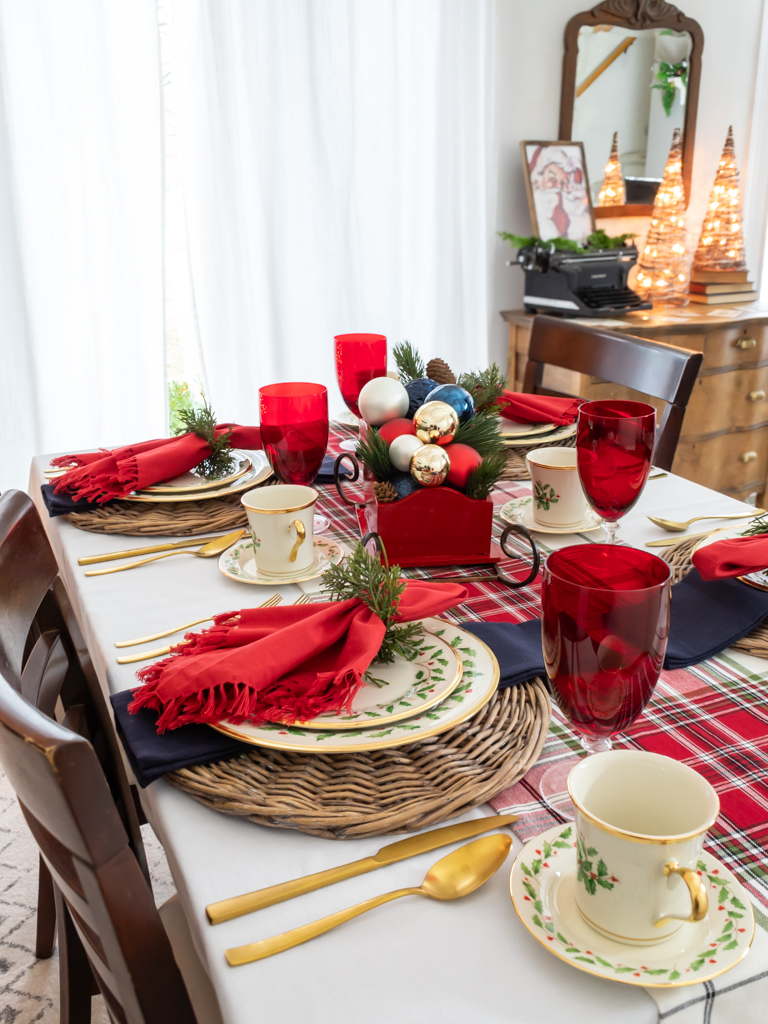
left=516, top=243, right=652, bottom=318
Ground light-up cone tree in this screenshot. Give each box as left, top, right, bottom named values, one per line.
left=597, top=132, right=625, bottom=206
left=635, top=129, right=689, bottom=305
left=692, top=126, right=747, bottom=271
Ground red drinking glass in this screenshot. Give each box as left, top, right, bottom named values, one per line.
left=259, top=383, right=329, bottom=487
left=334, top=333, right=387, bottom=451
left=541, top=544, right=671, bottom=754
left=576, top=400, right=655, bottom=544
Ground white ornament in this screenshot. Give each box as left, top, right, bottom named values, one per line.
left=389, top=433, right=424, bottom=472
left=358, top=376, right=409, bottom=427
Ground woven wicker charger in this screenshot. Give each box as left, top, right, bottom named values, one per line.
left=659, top=534, right=768, bottom=658
left=166, top=678, right=550, bottom=840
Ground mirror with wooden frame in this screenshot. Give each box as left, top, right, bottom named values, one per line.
left=559, top=1, right=703, bottom=218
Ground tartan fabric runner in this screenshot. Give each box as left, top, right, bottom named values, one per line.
left=324, top=428, right=768, bottom=913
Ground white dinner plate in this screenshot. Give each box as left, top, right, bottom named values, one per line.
left=139, top=450, right=253, bottom=494
left=124, top=451, right=272, bottom=503
left=499, top=420, right=558, bottom=440
left=503, top=422, right=577, bottom=448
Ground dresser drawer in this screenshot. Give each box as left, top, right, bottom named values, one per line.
left=682, top=366, right=768, bottom=436
left=701, top=323, right=768, bottom=370
left=672, top=427, right=768, bottom=493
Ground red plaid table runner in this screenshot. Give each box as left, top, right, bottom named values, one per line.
left=323, top=429, right=768, bottom=918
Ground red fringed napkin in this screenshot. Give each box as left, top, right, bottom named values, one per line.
left=50, top=423, right=262, bottom=504
left=128, top=580, right=468, bottom=732
left=691, top=535, right=768, bottom=581
left=498, top=391, right=581, bottom=426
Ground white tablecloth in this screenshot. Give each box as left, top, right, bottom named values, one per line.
left=28, top=459, right=762, bottom=1023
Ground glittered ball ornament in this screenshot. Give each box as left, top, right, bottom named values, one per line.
left=389, top=470, right=422, bottom=500
left=357, top=377, right=409, bottom=427
left=445, top=443, right=482, bottom=490
left=410, top=444, right=450, bottom=487
left=378, top=417, right=417, bottom=445
left=404, top=377, right=438, bottom=419
left=425, top=383, right=475, bottom=424
left=413, top=401, right=459, bottom=446
left=388, top=433, right=424, bottom=473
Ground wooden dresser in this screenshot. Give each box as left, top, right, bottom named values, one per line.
left=502, top=305, right=768, bottom=504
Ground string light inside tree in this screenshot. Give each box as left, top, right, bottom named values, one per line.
left=597, top=132, right=625, bottom=207
left=692, top=126, right=747, bottom=271
left=635, top=129, right=689, bottom=306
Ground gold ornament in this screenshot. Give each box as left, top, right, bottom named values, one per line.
left=425, top=357, right=456, bottom=385
left=635, top=129, right=689, bottom=306
left=410, top=444, right=450, bottom=487
left=693, top=126, right=747, bottom=272
left=412, top=401, right=459, bottom=446
left=597, top=132, right=625, bottom=207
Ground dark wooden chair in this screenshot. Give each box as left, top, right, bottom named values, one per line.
left=0, top=489, right=147, bottom=961
left=0, top=672, right=223, bottom=1024
left=522, top=315, right=703, bottom=471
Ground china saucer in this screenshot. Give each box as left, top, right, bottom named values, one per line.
left=218, top=537, right=344, bottom=585
left=499, top=497, right=602, bottom=535
left=509, top=824, right=754, bottom=988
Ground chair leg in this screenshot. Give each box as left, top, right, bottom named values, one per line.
left=35, top=855, right=56, bottom=959
left=55, top=888, right=94, bottom=1024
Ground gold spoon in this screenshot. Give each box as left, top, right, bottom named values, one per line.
left=225, top=833, right=512, bottom=966
left=646, top=510, right=765, bottom=533
left=85, top=528, right=245, bottom=576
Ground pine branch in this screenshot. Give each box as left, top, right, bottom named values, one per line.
left=320, top=543, right=424, bottom=663
left=739, top=514, right=768, bottom=536
left=392, top=341, right=425, bottom=384
left=174, top=395, right=236, bottom=479
left=355, top=428, right=394, bottom=481
left=453, top=411, right=504, bottom=457
left=464, top=452, right=507, bottom=500
left=457, top=364, right=506, bottom=414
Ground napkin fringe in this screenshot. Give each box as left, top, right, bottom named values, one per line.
left=52, top=450, right=140, bottom=504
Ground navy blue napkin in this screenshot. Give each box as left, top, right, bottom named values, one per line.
left=41, top=483, right=98, bottom=518
left=315, top=454, right=353, bottom=483
left=464, top=569, right=768, bottom=688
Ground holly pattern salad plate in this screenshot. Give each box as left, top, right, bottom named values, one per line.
left=211, top=618, right=499, bottom=752
left=509, top=824, right=754, bottom=988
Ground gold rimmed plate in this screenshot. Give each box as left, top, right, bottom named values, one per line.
left=693, top=526, right=768, bottom=592
left=139, top=450, right=253, bottom=493
left=499, top=420, right=557, bottom=440
left=503, top=422, right=577, bottom=448
left=123, top=453, right=272, bottom=503
left=218, top=536, right=344, bottom=585
left=210, top=618, right=499, bottom=753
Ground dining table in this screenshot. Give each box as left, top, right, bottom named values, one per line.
left=28, top=433, right=768, bottom=1024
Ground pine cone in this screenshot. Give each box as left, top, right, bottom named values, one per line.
left=426, top=358, right=456, bottom=385
left=373, top=480, right=399, bottom=503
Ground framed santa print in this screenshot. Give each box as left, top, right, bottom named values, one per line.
left=520, top=141, right=596, bottom=246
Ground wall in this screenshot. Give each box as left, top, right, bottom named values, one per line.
left=490, top=0, right=768, bottom=372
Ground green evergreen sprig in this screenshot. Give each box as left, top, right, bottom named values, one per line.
left=321, top=543, right=424, bottom=663
left=355, top=428, right=394, bottom=481
left=453, top=411, right=504, bottom=458
left=738, top=514, right=768, bottom=536
left=457, top=364, right=506, bottom=414
left=464, top=452, right=507, bottom=500
left=174, top=395, right=235, bottom=479
left=499, top=230, right=637, bottom=253
left=392, top=341, right=425, bottom=384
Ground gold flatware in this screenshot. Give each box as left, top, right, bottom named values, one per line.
left=225, top=832, right=512, bottom=965
left=648, top=471, right=668, bottom=480
left=85, top=529, right=245, bottom=577
left=207, top=812, right=518, bottom=924
left=79, top=536, right=233, bottom=566
left=645, top=530, right=713, bottom=548
left=647, top=509, right=764, bottom=533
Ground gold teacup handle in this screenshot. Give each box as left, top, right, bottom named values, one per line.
left=654, top=861, right=708, bottom=928
left=288, top=519, right=306, bottom=563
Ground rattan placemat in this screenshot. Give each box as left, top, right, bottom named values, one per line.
left=659, top=534, right=768, bottom=658
left=166, top=679, right=551, bottom=839
left=501, top=436, right=576, bottom=481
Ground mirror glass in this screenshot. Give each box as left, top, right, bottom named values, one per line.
left=572, top=25, right=692, bottom=206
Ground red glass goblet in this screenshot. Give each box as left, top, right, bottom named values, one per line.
left=576, top=400, right=655, bottom=544
left=538, top=543, right=671, bottom=815
left=334, top=333, right=387, bottom=452
left=259, top=383, right=330, bottom=531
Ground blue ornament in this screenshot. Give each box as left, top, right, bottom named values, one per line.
left=389, top=470, right=422, bottom=500
left=425, top=384, right=475, bottom=424
left=404, top=378, right=438, bottom=419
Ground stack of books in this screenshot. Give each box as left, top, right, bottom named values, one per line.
left=689, top=269, right=757, bottom=305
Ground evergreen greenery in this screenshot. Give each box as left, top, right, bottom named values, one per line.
left=173, top=394, right=235, bottom=479
left=355, top=428, right=394, bottom=481
left=457, top=364, right=506, bottom=414
left=321, top=543, right=424, bottom=663
left=454, top=411, right=504, bottom=458
left=392, top=341, right=425, bottom=384
left=739, top=514, right=768, bottom=536
left=499, top=230, right=637, bottom=253
left=464, top=452, right=507, bottom=500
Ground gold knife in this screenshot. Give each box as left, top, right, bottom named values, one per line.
left=78, top=536, right=228, bottom=565
left=205, top=813, right=518, bottom=924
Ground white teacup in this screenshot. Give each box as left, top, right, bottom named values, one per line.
left=568, top=751, right=720, bottom=945
left=525, top=447, right=588, bottom=528
left=240, top=485, right=317, bottom=577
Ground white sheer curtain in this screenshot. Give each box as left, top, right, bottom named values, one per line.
left=0, top=0, right=165, bottom=493
left=169, top=0, right=494, bottom=422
